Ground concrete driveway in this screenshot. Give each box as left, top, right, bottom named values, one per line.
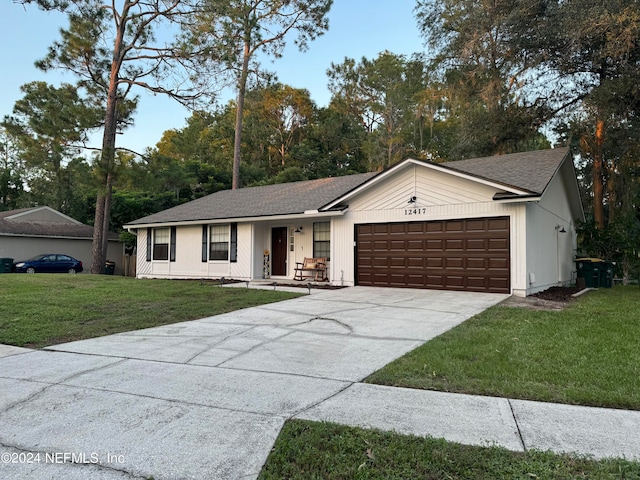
left=0, top=287, right=507, bottom=479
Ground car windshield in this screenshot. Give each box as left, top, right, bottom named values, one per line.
left=25, top=254, right=48, bottom=261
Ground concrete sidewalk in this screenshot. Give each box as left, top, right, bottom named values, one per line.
left=297, top=382, right=640, bottom=460
left=1, top=287, right=639, bottom=480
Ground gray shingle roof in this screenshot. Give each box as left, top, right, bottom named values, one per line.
left=127, top=172, right=378, bottom=225
left=126, top=148, right=570, bottom=227
left=443, top=147, right=570, bottom=194
left=0, top=207, right=118, bottom=240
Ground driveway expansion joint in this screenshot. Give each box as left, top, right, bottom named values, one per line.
left=508, top=398, right=527, bottom=452
left=291, top=381, right=355, bottom=418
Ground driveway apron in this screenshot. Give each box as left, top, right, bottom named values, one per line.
left=0, top=287, right=507, bottom=479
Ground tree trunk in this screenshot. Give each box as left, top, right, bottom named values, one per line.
left=232, top=40, right=251, bottom=190
left=101, top=172, right=114, bottom=261
left=592, top=118, right=606, bottom=229
left=91, top=192, right=106, bottom=273
left=606, top=160, right=616, bottom=224
left=91, top=16, right=124, bottom=273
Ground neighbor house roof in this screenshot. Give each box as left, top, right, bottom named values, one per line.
left=126, top=172, right=378, bottom=226
left=0, top=207, right=118, bottom=240
left=126, top=148, right=575, bottom=228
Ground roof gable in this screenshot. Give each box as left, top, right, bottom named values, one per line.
left=322, top=148, right=571, bottom=210
left=1, top=206, right=83, bottom=225
left=0, top=207, right=118, bottom=240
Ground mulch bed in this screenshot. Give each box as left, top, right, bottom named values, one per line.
left=531, top=286, right=583, bottom=302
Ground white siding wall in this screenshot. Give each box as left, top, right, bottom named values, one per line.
left=230, top=223, right=252, bottom=278
left=252, top=223, right=269, bottom=279
left=350, top=164, right=497, bottom=211
left=136, top=224, right=252, bottom=280
left=525, top=172, right=578, bottom=295
left=136, top=228, right=151, bottom=277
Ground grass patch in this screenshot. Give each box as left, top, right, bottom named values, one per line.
left=0, top=275, right=300, bottom=348
left=260, top=420, right=640, bottom=479
left=366, top=286, right=640, bottom=410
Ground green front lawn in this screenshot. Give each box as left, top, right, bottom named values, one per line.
left=0, top=275, right=300, bottom=348
left=260, top=420, right=640, bottom=480
left=366, top=286, right=640, bottom=410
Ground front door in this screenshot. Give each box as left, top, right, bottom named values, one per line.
left=271, top=227, right=288, bottom=276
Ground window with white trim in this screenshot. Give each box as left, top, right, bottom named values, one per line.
left=209, top=224, right=230, bottom=260
left=313, top=222, right=330, bottom=260
left=153, top=228, right=170, bottom=260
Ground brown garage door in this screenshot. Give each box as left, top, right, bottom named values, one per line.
left=356, top=217, right=510, bottom=293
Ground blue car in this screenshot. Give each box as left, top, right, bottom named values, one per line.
left=13, top=254, right=84, bottom=274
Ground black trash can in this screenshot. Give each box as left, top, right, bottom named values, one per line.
left=600, top=262, right=614, bottom=288
left=575, top=258, right=604, bottom=288
left=104, top=261, right=116, bottom=275
left=0, top=258, right=13, bottom=273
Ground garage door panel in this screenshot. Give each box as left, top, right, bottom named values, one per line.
left=467, top=257, right=486, bottom=269
left=373, top=240, right=389, bottom=250
left=445, top=275, right=464, bottom=287
left=389, top=240, right=406, bottom=250
left=407, top=223, right=425, bottom=234
left=488, top=217, right=510, bottom=230
left=488, top=257, right=509, bottom=269
left=390, top=223, right=407, bottom=234
left=407, top=257, right=425, bottom=268
left=407, top=239, right=424, bottom=250
left=445, top=257, right=463, bottom=268
left=356, top=217, right=510, bottom=294
left=466, top=238, right=487, bottom=250
left=426, top=222, right=444, bottom=233
left=488, top=238, right=509, bottom=250
left=445, top=239, right=463, bottom=250
left=445, top=221, right=464, bottom=232
left=426, top=239, right=444, bottom=251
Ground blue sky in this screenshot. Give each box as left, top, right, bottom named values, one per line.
left=1, top=1, right=425, bottom=154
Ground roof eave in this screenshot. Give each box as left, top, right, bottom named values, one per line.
left=124, top=209, right=347, bottom=230
left=492, top=194, right=542, bottom=203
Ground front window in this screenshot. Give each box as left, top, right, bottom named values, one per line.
left=313, top=222, right=330, bottom=260
left=210, top=224, right=230, bottom=260
left=153, top=228, right=170, bottom=260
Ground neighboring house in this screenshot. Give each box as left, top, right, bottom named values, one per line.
left=125, top=148, right=584, bottom=296
left=0, top=207, right=122, bottom=274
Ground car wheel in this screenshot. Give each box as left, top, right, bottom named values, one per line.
left=26, top=267, right=36, bottom=274
left=68, top=268, right=77, bottom=274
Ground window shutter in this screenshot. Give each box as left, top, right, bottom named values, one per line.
left=170, top=227, right=176, bottom=262
left=201, top=225, right=208, bottom=262
left=146, top=228, right=152, bottom=262
left=230, top=223, right=238, bottom=263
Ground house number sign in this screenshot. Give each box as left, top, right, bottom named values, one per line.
left=404, top=208, right=427, bottom=216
